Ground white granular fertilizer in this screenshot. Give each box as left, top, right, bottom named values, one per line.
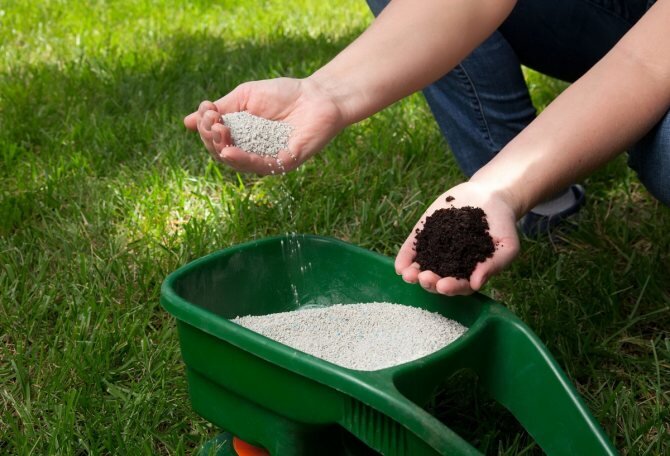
left=231, top=302, right=467, bottom=371
left=221, top=111, right=293, bottom=157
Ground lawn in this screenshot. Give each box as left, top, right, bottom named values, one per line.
left=1, top=0, right=668, bottom=454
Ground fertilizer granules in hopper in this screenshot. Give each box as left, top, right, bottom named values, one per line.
left=231, top=302, right=467, bottom=371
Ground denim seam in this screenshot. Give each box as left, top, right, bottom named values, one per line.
left=455, top=64, right=497, bottom=153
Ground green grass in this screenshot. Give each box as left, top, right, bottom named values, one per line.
left=1, top=1, right=668, bottom=454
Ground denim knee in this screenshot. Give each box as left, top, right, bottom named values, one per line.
left=365, top=0, right=388, bottom=17
left=628, top=112, right=670, bottom=207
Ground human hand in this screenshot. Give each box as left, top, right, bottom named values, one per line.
left=396, top=182, right=520, bottom=296
left=184, top=77, right=346, bottom=175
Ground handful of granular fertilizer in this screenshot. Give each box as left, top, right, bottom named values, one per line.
left=220, top=111, right=293, bottom=157
left=231, top=302, right=467, bottom=371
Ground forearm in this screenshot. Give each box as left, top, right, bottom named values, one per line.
left=471, top=0, right=670, bottom=218
left=309, top=0, right=516, bottom=124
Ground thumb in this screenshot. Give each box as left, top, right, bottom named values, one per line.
left=213, top=84, right=248, bottom=115
left=395, top=231, right=419, bottom=274
left=184, top=112, right=198, bottom=130
left=469, top=237, right=520, bottom=290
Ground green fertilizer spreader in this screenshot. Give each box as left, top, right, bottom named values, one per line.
left=160, top=235, right=617, bottom=456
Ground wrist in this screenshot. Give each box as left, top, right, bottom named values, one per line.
left=468, top=174, right=529, bottom=221
left=306, top=70, right=372, bottom=127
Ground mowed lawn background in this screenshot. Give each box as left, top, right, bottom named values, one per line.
left=1, top=0, right=668, bottom=454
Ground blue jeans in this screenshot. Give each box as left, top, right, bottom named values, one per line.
left=366, top=0, right=669, bottom=206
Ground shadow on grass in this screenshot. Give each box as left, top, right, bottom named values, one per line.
left=1, top=30, right=356, bottom=165
left=0, top=30, right=358, bottom=233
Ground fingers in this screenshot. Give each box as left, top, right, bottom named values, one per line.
left=401, top=262, right=421, bottom=283
left=186, top=100, right=220, bottom=162
left=397, top=262, right=481, bottom=296
left=425, top=241, right=519, bottom=296
left=213, top=87, right=245, bottom=115
left=218, top=147, right=276, bottom=174
left=184, top=111, right=198, bottom=130
left=436, top=276, right=473, bottom=296
left=191, top=105, right=276, bottom=172
left=184, top=100, right=217, bottom=131
left=469, top=236, right=520, bottom=291
left=395, top=231, right=418, bottom=274
left=216, top=148, right=297, bottom=176
left=197, top=110, right=222, bottom=158
left=469, top=263, right=489, bottom=292
left=395, top=240, right=512, bottom=296
left=402, top=270, right=474, bottom=296
left=211, top=122, right=233, bottom=149
left=417, top=270, right=441, bottom=294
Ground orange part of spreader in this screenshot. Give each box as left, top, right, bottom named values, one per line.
left=232, top=437, right=270, bottom=456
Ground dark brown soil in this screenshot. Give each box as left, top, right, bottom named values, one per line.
left=414, top=199, right=495, bottom=280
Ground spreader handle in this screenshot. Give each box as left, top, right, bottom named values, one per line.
left=345, top=313, right=618, bottom=456
left=466, top=316, right=618, bottom=455
left=341, top=381, right=484, bottom=456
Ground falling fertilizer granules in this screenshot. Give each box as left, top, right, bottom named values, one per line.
left=221, top=111, right=293, bottom=157
left=231, top=302, right=467, bottom=371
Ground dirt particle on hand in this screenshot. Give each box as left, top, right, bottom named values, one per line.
left=445, top=196, right=455, bottom=203
left=414, top=206, right=495, bottom=280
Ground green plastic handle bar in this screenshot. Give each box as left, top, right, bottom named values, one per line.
left=339, top=312, right=618, bottom=455
left=470, top=315, right=617, bottom=455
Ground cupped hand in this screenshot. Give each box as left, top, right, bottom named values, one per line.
left=184, top=77, right=346, bottom=175
left=396, top=182, right=520, bottom=296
